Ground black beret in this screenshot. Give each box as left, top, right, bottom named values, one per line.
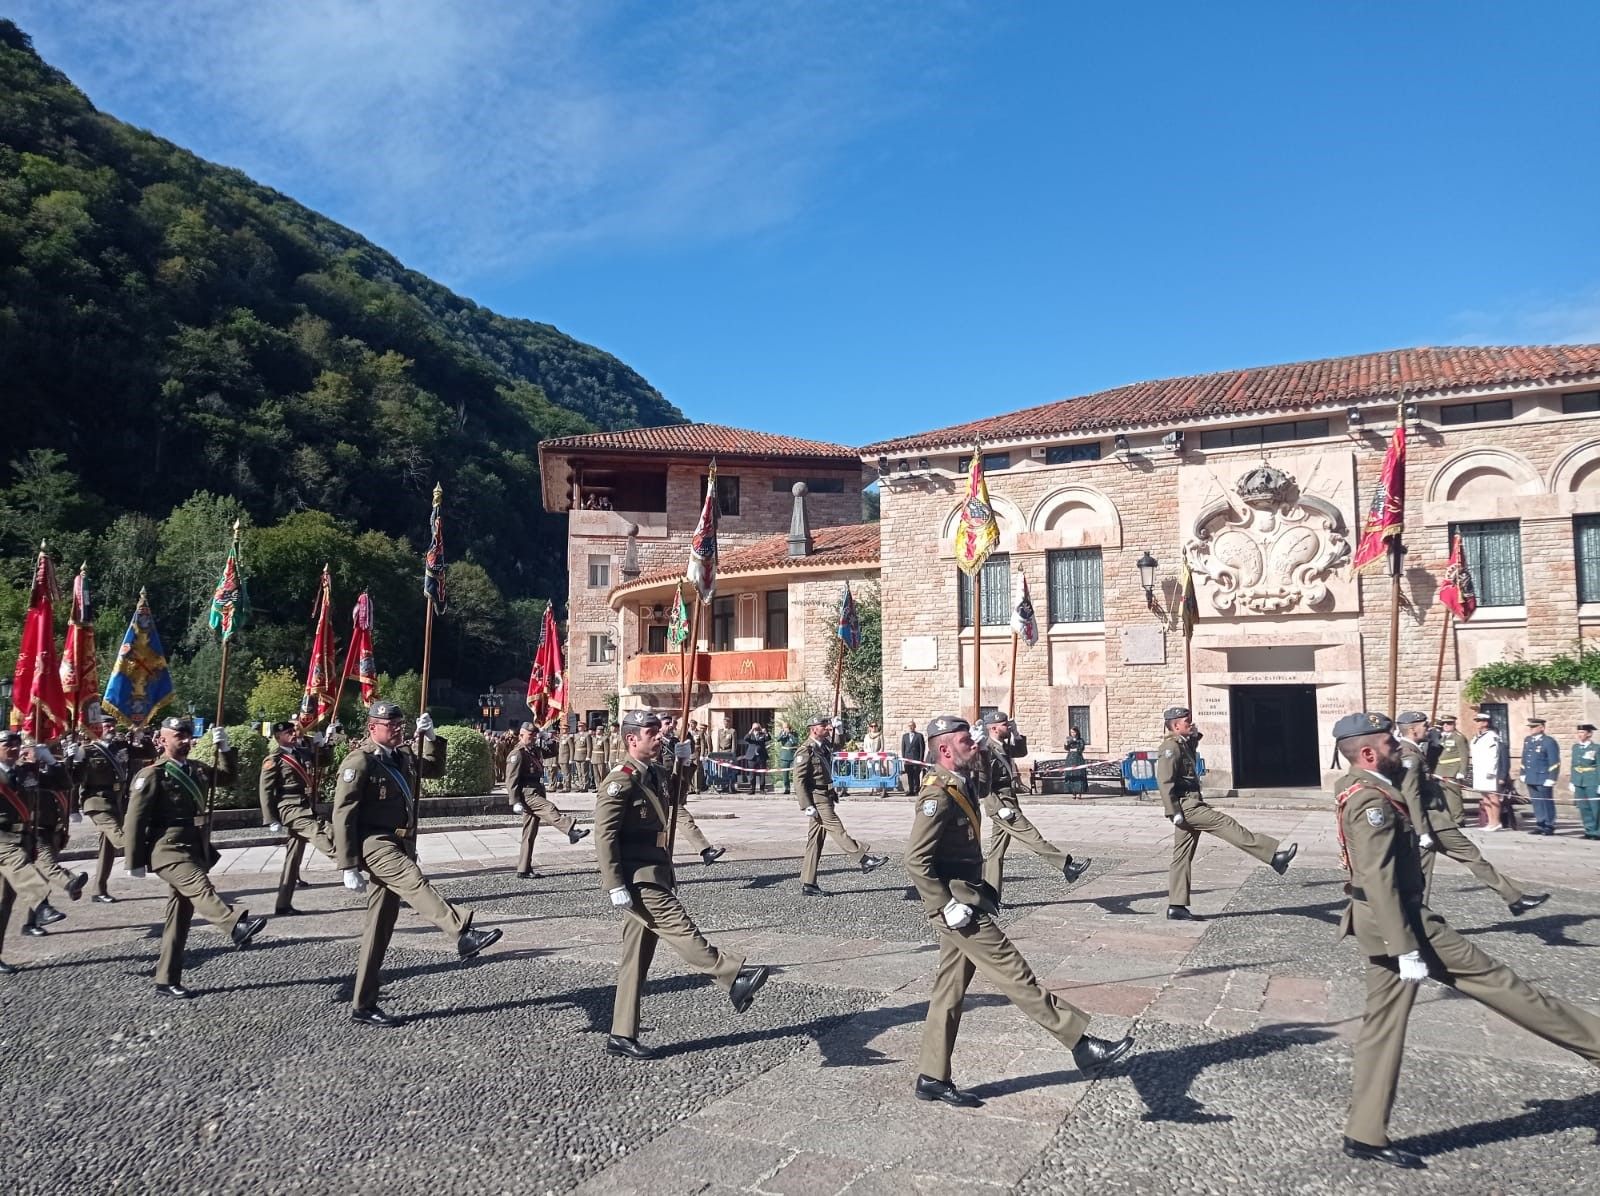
left=926, top=714, right=969, bottom=738
left=270, top=720, right=296, bottom=735
left=1579, top=723, right=1597, bottom=732
left=518, top=721, right=538, bottom=733
left=620, top=709, right=661, bottom=732
left=159, top=716, right=194, bottom=733
left=980, top=710, right=1011, bottom=726
left=807, top=713, right=830, bottom=728
left=1163, top=706, right=1191, bottom=722
left=0, top=730, right=21, bottom=747
left=1333, top=712, right=1392, bottom=739
left=1395, top=711, right=1428, bottom=726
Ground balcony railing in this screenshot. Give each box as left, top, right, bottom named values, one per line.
left=625, top=649, right=789, bottom=687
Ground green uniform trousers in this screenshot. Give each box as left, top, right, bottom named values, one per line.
left=31, top=840, right=79, bottom=892
left=675, top=805, right=713, bottom=857
left=353, top=834, right=468, bottom=1010
left=800, top=798, right=868, bottom=885
left=0, top=841, right=51, bottom=951
left=918, top=912, right=1090, bottom=1081
left=517, top=794, right=576, bottom=873
left=984, top=812, right=1069, bottom=899
left=275, top=803, right=334, bottom=913
left=1169, top=800, right=1280, bottom=907
left=153, top=855, right=242, bottom=986
left=1347, top=905, right=1600, bottom=1146
left=87, top=811, right=123, bottom=897
left=1576, top=785, right=1600, bottom=836
left=612, top=882, right=744, bottom=1037
left=1421, top=825, right=1522, bottom=906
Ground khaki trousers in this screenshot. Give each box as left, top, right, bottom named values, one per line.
left=31, top=841, right=79, bottom=891
left=611, top=882, right=744, bottom=1037
left=1168, top=801, right=1280, bottom=906
left=918, top=913, right=1089, bottom=1080
left=517, top=794, right=576, bottom=872
left=353, top=835, right=468, bottom=1010
left=1, top=841, right=51, bottom=947
left=800, top=798, right=867, bottom=885
left=984, top=811, right=1069, bottom=898
left=1347, top=905, right=1600, bottom=1146
left=153, top=855, right=242, bottom=986
left=275, top=802, right=334, bottom=913
left=87, top=810, right=123, bottom=896
left=1421, top=825, right=1522, bottom=906
left=675, top=805, right=713, bottom=857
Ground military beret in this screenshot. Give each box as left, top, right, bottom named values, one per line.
left=368, top=701, right=404, bottom=722
left=1333, top=712, right=1392, bottom=740
left=0, top=730, right=21, bottom=747
left=1163, top=706, right=1191, bottom=722
left=1578, top=723, right=1596, bottom=732
left=926, top=714, right=970, bottom=738
left=620, top=709, right=661, bottom=732
left=159, top=715, right=194, bottom=733
left=1527, top=717, right=1546, bottom=726
left=1472, top=711, right=1492, bottom=721
left=518, top=721, right=538, bottom=733
left=270, top=720, right=296, bottom=735
left=1396, top=711, right=1428, bottom=726
left=807, top=713, right=830, bottom=728
left=980, top=710, right=1011, bottom=726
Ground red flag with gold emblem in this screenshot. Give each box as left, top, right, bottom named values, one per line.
left=59, top=564, right=99, bottom=727
left=12, top=546, right=67, bottom=738
left=1352, top=424, right=1406, bottom=573
left=298, top=566, right=338, bottom=730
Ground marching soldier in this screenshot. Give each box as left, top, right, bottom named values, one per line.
left=1156, top=706, right=1296, bottom=920
left=123, top=717, right=267, bottom=999
left=332, top=701, right=501, bottom=1026
left=796, top=713, right=886, bottom=895
left=259, top=721, right=337, bottom=916
left=76, top=713, right=135, bottom=903
left=596, top=709, right=769, bottom=1060
left=908, top=714, right=1132, bottom=1107
left=555, top=726, right=573, bottom=792
left=1573, top=724, right=1600, bottom=839
left=574, top=723, right=594, bottom=790
left=505, top=721, right=590, bottom=879
left=976, top=711, right=1088, bottom=901
left=0, top=729, right=61, bottom=968
left=656, top=715, right=724, bottom=864
left=1393, top=712, right=1545, bottom=916
left=1331, top=712, right=1600, bottom=1169
left=24, top=738, right=88, bottom=904
left=1521, top=717, right=1560, bottom=834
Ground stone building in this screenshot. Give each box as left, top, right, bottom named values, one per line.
left=538, top=423, right=866, bottom=728
left=861, top=345, right=1600, bottom=790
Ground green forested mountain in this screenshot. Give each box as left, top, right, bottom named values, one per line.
left=0, top=21, right=681, bottom=717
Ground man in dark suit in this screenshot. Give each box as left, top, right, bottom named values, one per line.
left=901, top=721, right=926, bottom=795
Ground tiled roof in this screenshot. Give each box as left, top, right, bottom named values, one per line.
left=541, top=422, right=856, bottom=459
left=860, top=345, right=1600, bottom=455
left=611, top=523, right=879, bottom=600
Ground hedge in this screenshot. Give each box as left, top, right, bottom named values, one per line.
left=422, top=725, right=495, bottom=798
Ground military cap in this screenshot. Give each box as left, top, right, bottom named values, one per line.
left=1472, top=711, right=1492, bottom=721
left=1163, top=706, right=1191, bottom=722
left=980, top=709, right=1011, bottom=726
left=518, top=721, right=538, bottom=733
left=620, top=708, right=661, bottom=732
left=1396, top=711, right=1428, bottom=726
left=270, top=720, right=296, bottom=735
left=807, top=712, right=830, bottom=728
left=1439, top=714, right=1458, bottom=725
left=0, top=730, right=21, bottom=747
left=1333, top=711, right=1392, bottom=740
left=1527, top=717, right=1546, bottom=727
left=159, top=715, right=194, bottom=733
left=925, top=714, right=970, bottom=738
left=368, top=700, right=404, bottom=722
left=1578, top=723, right=1596, bottom=732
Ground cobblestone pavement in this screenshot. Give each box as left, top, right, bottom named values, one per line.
left=6, top=795, right=1600, bottom=1194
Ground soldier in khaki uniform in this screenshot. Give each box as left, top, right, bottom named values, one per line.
left=332, top=701, right=501, bottom=1026
left=0, top=729, right=61, bottom=969
left=1393, top=711, right=1545, bottom=915
left=1156, top=706, right=1296, bottom=920
left=555, top=727, right=573, bottom=792
left=24, top=739, right=88, bottom=903
left=908, top=714, right=1132, bottom=1107
left=75, top=714, right=135, bottom=903
left=1433, top=715, right=1468, bottom=789
left=123, top=717, right=267, bottom=998
left=1331, top=711, right=1600, bottom=1170
left=259, top=721, right=337, bottom=916
left=505, top=721, right=590, bottom=879
left=796, top=713, right=886, bottom=895
left=573, top=725, right=594, bottom=790
left=658, top=714, right=724, bottom=865
left=593, top=721, right=611, bottom=779
left=597, top=708, right=769, bottom=1060
left=976, top=711, right=1088, bottom=901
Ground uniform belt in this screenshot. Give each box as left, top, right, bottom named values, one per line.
left=1577, top=766, right=1596, bottom=773
left=393, top=826, right=411, bottom=839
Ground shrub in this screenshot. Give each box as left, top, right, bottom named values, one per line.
left=189, top=722, right=270, bottom=810
left=423, top=724, right=494, bottom=797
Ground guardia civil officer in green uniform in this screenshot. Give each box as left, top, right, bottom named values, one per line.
left=123, top=716, right=267, bottom=999
left=506, top=721, right=590, bottom=879
left=795, top=713, right=886, bottom=896
left=1393, top=711, right=1545, bottom=915
left=1156, top=706, right=1296, bottom=919
left=259, top=721, right=337, bottom=916
left=332, top=701, right=502, bottom=1026
left=976, top=711, right=1088, bottom=901
left=908, top=714, right=1132, bottom=1107
left=1331, top=711, right=1600, bottom=1170
left=0, top=729, right=60, bottom=969
left=598, top=708, right=768, bottom=1059
left=1572, top=723, right=1600, bottom=839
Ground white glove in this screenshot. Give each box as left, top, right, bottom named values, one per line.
left=33, top=744, right=55, bottom=766
left=998, top=808, right=1017, bottom=822
left=270, top=821, right=284, bottom=835
left=513, top=803, right=526, bottom=814
left=126, top=866, right=147, bottom=879
left=804, top=805, right=817, bottom=818
left=1544, top=780, right=1556, bottom=788
left=1172, top=813, right=1186, bottom=827
left=212, top=727, right=230, bottom=752
left=416, top=712, right=436, bottom=738
left=70, top=744, right=86, bottom=764
left=342, top=868, right=366, bottom=892
left=674, top=741, right=693, bottom=763
left=1396, top=950, right=1428, bottom=983
left=1519, top=773, right=1526, bottom=782
left=941, top=899, right=973, bottom=929
left=1419, top=833, right=1435, bottom=851
left=609, top=885, right=632, bottom=908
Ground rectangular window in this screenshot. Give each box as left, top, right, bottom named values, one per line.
left=1439, top=399, right=1513, bottom=426
left=1067, top=705, right=1091, bottom=743
left=765, top=589, right=789, bottom=649
left=1044, top=443, right=1102, bottom=464
left=770, top=477, right=846, bottom=493
left=956, top=452, right=1012, bottom=473
left=1450, top=520, right=1524, bottom=606
left=711, top=596, right=736, bottom=650
left=1198, top=418, right=1330, bottom=450
left=1046, top=548, right=1104, bottom=623
left=586, top=555, right=610, bottom=588
left=699, top=473, right=740, bottom=516
left=587, top=633, right=614, bottom=665
left=957, top=553, right=1011, bottom=627
left=1577, top=516, right=1600, bottom=604
left=647, top=624, right=668, bottom=654
left=1562, top=391, right=1600, bottom=415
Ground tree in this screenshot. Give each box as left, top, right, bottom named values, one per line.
left=246, top=662, right=303, bottom=722
left=155, top=491, right=249, bottom=649
left=822, top=584, right=882, bottom=730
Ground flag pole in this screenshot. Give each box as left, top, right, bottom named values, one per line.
left=1184, top=630, right=1194, bottom=715
left=204, top=520, right=240, bottom=858
left=414, top=484, right=443, bottom=837
left=667, top=600, right=701, bottom=856
left=972, top=569, right=983, bottom=724
left=1386, top=400, right=1407, bottom=719
left=1007, top=628, right=1018, bottom=718
left=832, top=641, right=846, bottom=719
left=1429, top=608, right=1452, bottom=724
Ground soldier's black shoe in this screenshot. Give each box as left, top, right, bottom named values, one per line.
left=21, top=924, right=47, bottom=937
left=914, top=1075, right=983, bottom=1108
left=232, top=914, right=267, bottom=947
left=516, top=870, right=538, bottom=880
left=568, top=826, right=590, bottom=845
left=296, top=877, right=311, bottom=889
left=457, top=926, right=503, bottom=959
left=66, top=872, right=88, bottom=901
left=860, top=854, right=888, bottom=874
left=154, top=983, right=195, bottom=1000
left=35, top=902, right=66, bottom=926
left=0, top=959, right=17, bottom=975
left=351, top=1005, right=402, bottom=1027
left=274, top=906, right=299, bottom=916
left=1063, top=856, right=1091, bottom=883
left=605, top=1034, right=656, bottom=1060
left=1341, top=1137, right=1425, bottom=1169
left=729, top=964, right=770, bottom=1014
left=1166, top=905, right=1200, bottom=921
left=1071, top=1034, right=1134, bottom=1075
left=701, top=847, right=726, bottom=865
left=1510, top=893, right=1550, bottom=916
left=1271, top=843, right=1299, bottom=875
left=801, top=883, right=828, bottom=897
left=92, top=893, right=116, bottom=904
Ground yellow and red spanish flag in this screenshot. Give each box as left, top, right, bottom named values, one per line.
left=59, top=564, right=98, bottom=727
left=1352, top=422, right=1406, bottom=573
left=343, top=589, right=378, bottom=704
left=11, top=545, right=67, bottom=737
left=298, top=565, right=338, bottom=730
left=953, top=449, right=1000, bottom=575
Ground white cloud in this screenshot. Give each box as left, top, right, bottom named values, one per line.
left=1446, top=287, right=1600, bottom=346
left=12, top=0, right=975, bottom=284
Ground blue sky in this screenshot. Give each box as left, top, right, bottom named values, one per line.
left=13, top=2, right=1600, bottom=443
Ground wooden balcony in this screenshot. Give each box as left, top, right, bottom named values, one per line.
left=625, top=649, right=789, bottom=688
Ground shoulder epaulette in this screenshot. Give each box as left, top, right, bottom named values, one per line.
left=621, top=763, right=635, bottom=776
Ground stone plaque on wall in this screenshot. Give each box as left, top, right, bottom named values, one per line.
left=1119, top=626, right=1166, bottom=665
left=901, top=635, right=938, bottom=670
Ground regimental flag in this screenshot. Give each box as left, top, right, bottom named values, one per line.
left=423, top=482, right=447, bottom=613
left=1439, top=533, right=1478, bottom=621
left=953, top=449, right=1000, bottom=576
left=59, top=564, right=99, bottom=727
left=298, top=565, right=338, bottom=730
left=344, top=590, right=378, bottom=703
left=667, top=581, right=689, bottom=648
left=837, top=583, right=861, bottom=651
left=1178, top=560, right=1200, bottom=640
left=1011, top=571, right=1038, bottom=648
left=687, top=461, right=719, bottom=604
left=207, top=524, right=247, bottom=640
left=1352, top=420, right=1407, bottom=573
left=11, top=547, right=67, bottom=738
left=526, top=604, right=566, bottom=724
left=102, top=588, right=175, bottom=728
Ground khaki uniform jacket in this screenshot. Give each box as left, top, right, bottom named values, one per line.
left=75, top=740, right=127, bottom=818
left=1396, top=737, right=1451, bottom=831
left=905, top=765, right=998, bottom=920
left=557, top=734, right=573, bottom=766
left=1435, top=730, right=1469, bottom=785
left=714, top=726, right=735, bottom=753
left=330, top=736, right=447, bottom=870
left=1334, top=767, right=1424, bottom=958
left=594, top=758, right=673, bottom=891
left=609, top=731, right=624, bottom=761
left=794, top=738, right=834, bottom=807
left=504, top=745, right=545, bottom=803
left=593, top=732, right=611, bottom=772
left=1155, top=732, right=1200, bottom=818
left=32, top=759, right=73, bottom=842
left=977, top=737, right=1019, bottom=809
left=123, top=751, right=238, bottom=870
left=574, top=730, right=592, bottom=762
left=258, top=741, right=327, bottom=825
left=0, top=760, right=43, bottom=844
